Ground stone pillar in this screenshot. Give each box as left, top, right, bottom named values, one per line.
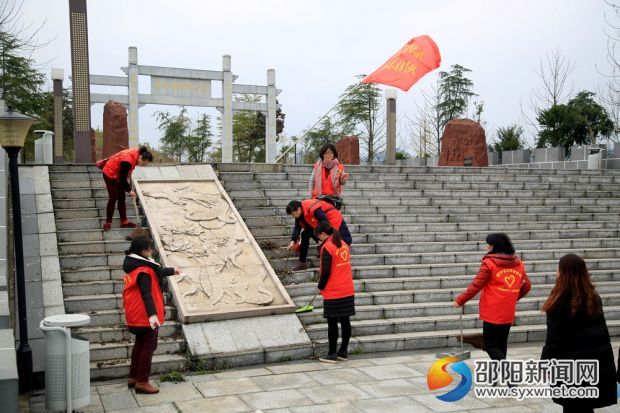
left=222, top=55, right=234, bottom=163
left=69, top=0, right=93, bottom=163
left=266, top=69, right=277, bottom=163
left=128, top=47, right=139, bottom=147
left=385, top=89, right=397, bottom=165
left=51, top=68, right=64, bottom=163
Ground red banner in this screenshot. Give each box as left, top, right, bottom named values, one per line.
left=361, top=35, right=441, bottom=91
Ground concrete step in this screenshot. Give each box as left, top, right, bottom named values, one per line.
left=269, top=247, right=620, bottom=270
left=232, top=196, right=620, bottom=209
left=310, top=320, right=620, bottom=355
left=61, top=266, right=124, bottom=283
left=285, top=258, right=620, bottom=284
left=50, top=179, right=106, bottom=189
left=296, top=293, right=620, bottom=326
left=55, top=216, right=144, bottom=231
left=57, top=228, right=139, bottom=243
left=267, top=227, right=620, bottom=245
left=49, top=164, right=101, bottom=173
left=75, top=321, right=181, bottom=343
left=265, top=238, right=620, bottom=260
left=231, top=188, right=619, bottom=200
left=89, top=337, right=186, bottom=362
left=303, top=306, right=620, bottom=340
left=285, top=270, right=620, bottom=297
left=291, top=282, right=620, bottom=312
left=91, top=353, right=187, bottom=381
left=64, top=291, right=172, bottom=312
left=58, top=240, right=130, bottom=255
left=59, top=252, right=125, bottom=269
left=79, top=306, right=178, bottom=327
left=222, top=178, right=620, bottom=192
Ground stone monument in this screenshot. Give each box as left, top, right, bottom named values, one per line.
left=134, top=179, right=295, bottom=322
left=102, top=100, right=129, bottom=158
left=438, top=119, right=488, bottom=167
left=336, top=136, right=360, bottom=165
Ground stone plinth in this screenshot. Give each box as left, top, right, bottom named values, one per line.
left=503, top=149, right=531, bottom=164
left=533, top=147, right=565, bottom=163
left=336, top=136, right=360, bottom=165
left=102, top=100, right=129, bottom=159
left=134, top=177, right=295, bottom=322
left=438, top=119, right=488, bottom=167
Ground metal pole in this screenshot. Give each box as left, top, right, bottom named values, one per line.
left=6, top=146, right=32, bottom=391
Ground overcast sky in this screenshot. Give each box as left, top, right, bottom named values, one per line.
left=22, top=0, right=614, bottom=154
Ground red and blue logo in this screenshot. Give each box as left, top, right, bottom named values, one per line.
left=427, top=357, right=472, bottom=402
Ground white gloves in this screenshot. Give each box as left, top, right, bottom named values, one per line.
left=148, top=315, right=160, bottom=330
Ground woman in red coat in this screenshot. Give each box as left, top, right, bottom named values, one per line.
left=314, top=220, right=355, bottom=363
left=452, top=233, right=531, bottom=361
left=309, top=143, right=349, bottom=202
left=99, top=146, right=153, bottom=230
left=122, top=235, right=180, bottom=394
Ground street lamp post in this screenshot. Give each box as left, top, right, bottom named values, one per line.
left=0, top=99, right=36, bottom=391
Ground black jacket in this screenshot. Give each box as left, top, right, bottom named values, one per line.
left=123, top=254, right=174, bottom=334
left=541, top=294, right=617, bottom=409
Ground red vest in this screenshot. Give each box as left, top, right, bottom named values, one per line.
left=122, top=265, right=165, bottom=327
left=102, top=148, right=140, bottom=181
left=479, top=257, right=527, bottom=324
left=312, top=163, right=344, bottom=198
left=320, top=236, right=354, bottom=300
left=300, top=199, right=343, bottom=230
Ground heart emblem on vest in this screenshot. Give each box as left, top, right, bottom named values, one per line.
left=339, top=249, right=349, bottom=261
left=504, top=274, right=515, bottom=288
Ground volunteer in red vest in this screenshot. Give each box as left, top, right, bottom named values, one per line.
left=309, top=143, right=349, bottom=203
left=453, top=233, right=531, bottom=361
left=314, top=220, right=355, bottom=363
left=99, top=146, right=153, bottom=230
left=286, top=198, right=352, bottom=271
left=122, top=235, right=180, bottom=394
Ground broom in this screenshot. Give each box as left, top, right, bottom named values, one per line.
left=295, top=292, right=319, bottom=313
left=126, top=194, right=149, bottom=241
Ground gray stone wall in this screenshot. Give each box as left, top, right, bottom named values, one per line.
left=14, top=166, right=63, bottom=372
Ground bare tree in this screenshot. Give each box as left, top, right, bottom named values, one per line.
left=597, top=0, right=620, bottom=144
left=521, top=48, right=575, bottom=146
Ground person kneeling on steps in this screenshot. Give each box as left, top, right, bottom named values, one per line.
left=286, top=199, right=352, bottom=272
left=315, top=220, right=355, bottom=363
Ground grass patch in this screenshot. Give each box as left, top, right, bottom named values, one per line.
left=185, top=351, right=228, bottom=375
left=159, top=371, right=186, bottom=383
left=278, top=356, right=292, bottom=363
left=351, top=348, right=364, bottom=355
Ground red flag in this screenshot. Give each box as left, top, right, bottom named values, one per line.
left=361, top=35, right=441, bottom=91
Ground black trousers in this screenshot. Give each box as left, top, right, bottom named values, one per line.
left=327, top=316, right=351, bottom=354
left=483, top=321, right=512, bottom=360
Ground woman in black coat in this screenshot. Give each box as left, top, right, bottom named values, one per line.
left=541, top=254, right=617, bottom=412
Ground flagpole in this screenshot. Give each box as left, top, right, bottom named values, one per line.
left=275, top=82, right=365, bottom=164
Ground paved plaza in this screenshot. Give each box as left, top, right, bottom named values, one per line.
left=26, top=342, right=619, bottom=412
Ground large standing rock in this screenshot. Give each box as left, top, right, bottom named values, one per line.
left=439, top=119, right=488, bottom=167
left=335, top=136, right=360, bottom=165
left=102, top=100, right=129, bottom=158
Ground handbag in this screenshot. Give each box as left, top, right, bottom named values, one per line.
left=318, top=195, right=343, bottom=210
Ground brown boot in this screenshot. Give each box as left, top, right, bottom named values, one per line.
left=127, top=378, right=137, bottom=389
left=135, top=381, right=159, bottom=394
left=292, top=261, right=308, bottom=271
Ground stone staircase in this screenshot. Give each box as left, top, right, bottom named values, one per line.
left=48, top=165, right=186, bottom=380
left=217, top=163, right=620, bottom=355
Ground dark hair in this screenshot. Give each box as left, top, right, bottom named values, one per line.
left=139, top=145, right=153, bottom=162
left=286, top=200, right=302, bottom=215
left=315, top=220, right=342, bottom=248
left=319, top=143, right=338, bottom=160
left=125, top=235, right=154, bottom=256
left=485, top=233, right=515, bottom=255
left=543, top=254, right=602, bottom=317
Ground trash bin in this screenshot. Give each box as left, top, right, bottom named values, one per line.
left=40, top=314, right=91, bottom=413
left=587, top=148, right=604, bottom=170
